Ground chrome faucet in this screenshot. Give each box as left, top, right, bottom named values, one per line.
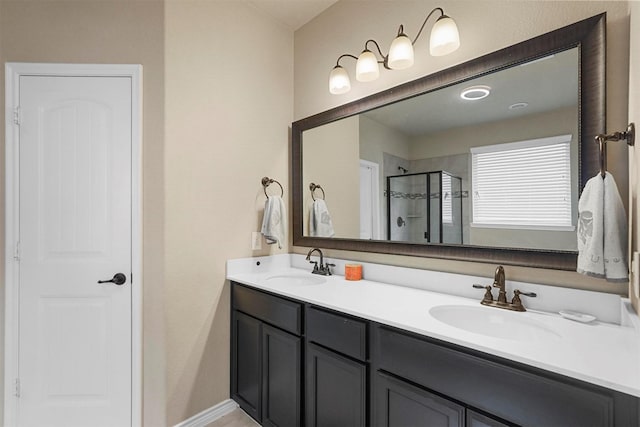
left=472, top=265, right=536, bottom=312
left=305, top=248, right=334, bottom=276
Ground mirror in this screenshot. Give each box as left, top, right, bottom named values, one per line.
left=292, top=14, right=605, bottom=270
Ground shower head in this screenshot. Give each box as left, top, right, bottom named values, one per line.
left=398, top=166, right=408, bottom=174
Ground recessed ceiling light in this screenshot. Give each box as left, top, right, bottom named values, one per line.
left=508, top=102, right=529, bottom=110
left=460, top=85, right=491, bottom=100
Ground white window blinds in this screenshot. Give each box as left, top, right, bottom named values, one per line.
left=441, top=173, right=453, bottom=224
left=471, top=134, right=572, bottom=229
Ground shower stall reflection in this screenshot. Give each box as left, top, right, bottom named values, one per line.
left=387, top=171, right=463, bottom=244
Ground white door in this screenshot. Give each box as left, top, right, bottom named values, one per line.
left=17, top=75, right=132, bottom=427
left=359, top=160, right=380, bottom=239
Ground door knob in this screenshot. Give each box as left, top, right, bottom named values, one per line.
left=98, top=273, right=127, bottom=286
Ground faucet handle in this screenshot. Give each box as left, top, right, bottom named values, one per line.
left=514, top=290, right=537, bottom=298
left=511, top=289, right=536, bottom=311
left=473, top=284, right=494, bottom=303
left=309, top=260, right=319, bottom=273
left=325, top=263, right=335, bottom=275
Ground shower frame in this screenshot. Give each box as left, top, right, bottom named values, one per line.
left=386, top=171, right=462, bottom=244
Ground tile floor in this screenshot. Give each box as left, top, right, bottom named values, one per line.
left=205, top=408, right=260, bottom=427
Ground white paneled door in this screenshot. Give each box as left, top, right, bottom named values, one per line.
left=16, top=74, right=133, bottom=427
left=359, top=160, right=380, bottom=240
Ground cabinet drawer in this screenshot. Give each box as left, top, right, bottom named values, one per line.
left=232, top=283, right=302, bottom=336
left=306, top=306, right=367, bottom=361
left=376, top=325, right=615, bottom=427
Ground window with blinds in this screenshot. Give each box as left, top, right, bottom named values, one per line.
left=471, top=134, right=573, bottom=230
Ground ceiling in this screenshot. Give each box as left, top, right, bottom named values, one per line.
left=245, top=0, right=338, bottom=30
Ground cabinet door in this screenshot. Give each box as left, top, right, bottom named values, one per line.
left=231, top=311, right=262, bottom=421
left=306, top=343, right=366, bottom=427
left=262, top=324, right=302, bottom=427
left=466, top=410, right=511, bottom=427
left=375, top=371, right=464, bottom=427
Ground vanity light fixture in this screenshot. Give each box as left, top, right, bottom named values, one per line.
left=460, top=85, right=491, bottom=100
left=329, top=7, right=460, bottom=95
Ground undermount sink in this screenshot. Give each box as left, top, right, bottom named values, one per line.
left=429, top=305, right=561, bottom=341
left=264, top=273, right=326, bottom=286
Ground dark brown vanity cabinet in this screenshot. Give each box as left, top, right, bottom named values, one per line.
left=231, top=283, right=303, bottom=426
left=231, top=282, right=639, bottom=427
left=305, top=307, right=368, bottom=427
left=372, top=324, right=639, bottom=427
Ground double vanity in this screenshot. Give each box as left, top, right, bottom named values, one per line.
left=228, top=9, right=639, bottom=427
left=227, top=254, right=640, bottom=426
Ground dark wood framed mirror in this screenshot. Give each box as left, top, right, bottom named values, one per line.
left=292, top=13, right=605, bottom=270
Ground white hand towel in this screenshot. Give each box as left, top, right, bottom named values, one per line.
left=603, top=172, right=628, bottom=282
left=310, top=199, right=335, bottom=237
left=577, top=172, right=628, bottom=282
left=261, top=195, right=287, bottom=249
left=577, top=173, right=605, bottom=278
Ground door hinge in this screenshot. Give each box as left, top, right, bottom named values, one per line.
left=14, top=378, right=20, bottom=398
left=13, top=106, right=20, bottom=125
left=14, top=241, right=20, bottom=262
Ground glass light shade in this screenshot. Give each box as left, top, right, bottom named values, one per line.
left=356, top=50, right=380, bottom=82
left=387, top=34, right=414, bottom=70
left=329, top=65, right=351, bottom=94
left=430, top=15, right=460, bottom=56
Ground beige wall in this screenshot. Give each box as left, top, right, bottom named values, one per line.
left=629, top=1, right=640, bottom=314
left=302, top=116, right=360, bottom=237
left=360, top=115, right=411, bottom=162
left=0, top=1, right=167, bottom=425
left=360, top=114, right=411, bottom=235
left=165, top=1, right=293, bottom=424
left=0, top=2, right=3, bottom=423
left=294, top=1, right=630, bottom=294
left=410, top=107, right=577, bottom=160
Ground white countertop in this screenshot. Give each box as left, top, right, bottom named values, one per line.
left=227, top=254, right=640, bottom=398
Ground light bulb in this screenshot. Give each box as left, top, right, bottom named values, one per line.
left=388, top=34, right=414, bottom=70
left=329, top=65, right=351, bottom=94
left=430, top=15, right=460, bottom=56
left=356, top=50, right=380, bottom=82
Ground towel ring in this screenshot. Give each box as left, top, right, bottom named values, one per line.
left=595, top=122, right=635, bottom=177
left=309, top=183, right=325, bottom=201
left=261, top=176, right=283, bottom=197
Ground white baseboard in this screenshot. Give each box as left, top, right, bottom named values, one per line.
left=174, top=399, right=239, bottom=427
